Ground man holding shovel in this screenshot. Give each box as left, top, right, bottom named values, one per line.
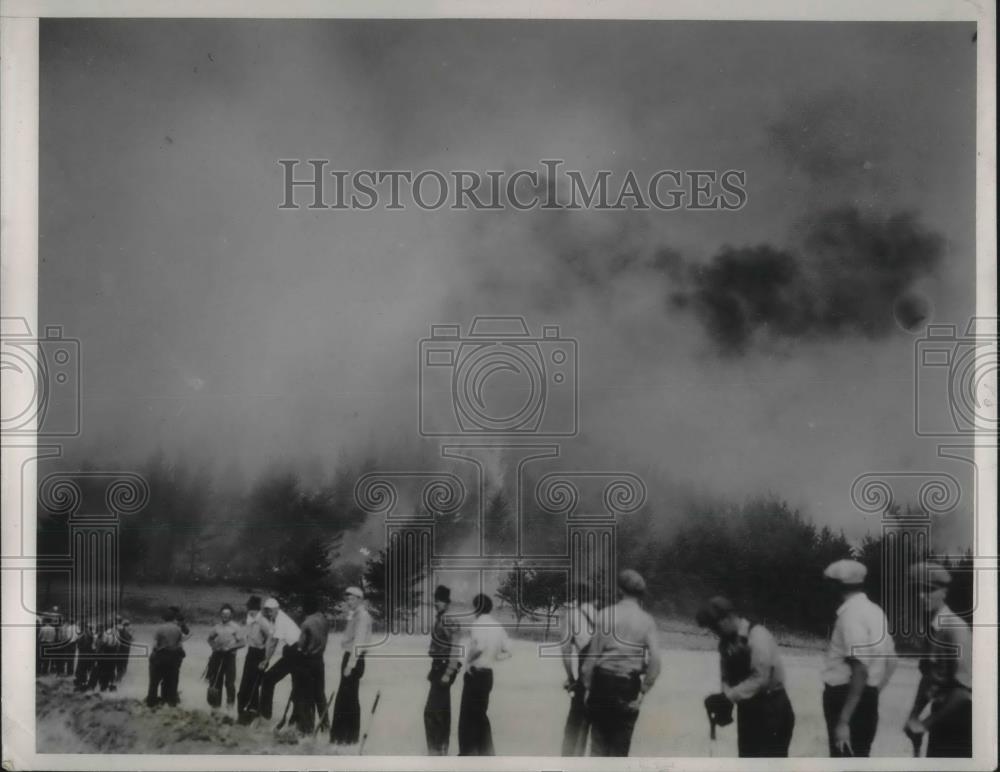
left=207, top=604, right=245, bottom=711
left=237, top=595, right=272, bottom=723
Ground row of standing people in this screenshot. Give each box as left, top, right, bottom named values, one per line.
left=694, top=559, right=972, bottom=759
left=36, top=612, right=133, bottom=692
left=146, top=588, right=374, bottom=746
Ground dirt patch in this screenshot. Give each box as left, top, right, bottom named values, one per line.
left=35, top=678, right=342, bottom=755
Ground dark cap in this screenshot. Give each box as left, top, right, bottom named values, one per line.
left=618, top=569, right=647, bottom=596
left=434, top=585, right=451, bottom=603
left=695, top=596, right=735, bottom=629
left=472, top=593, right=493, bottom=615
left=247, top=595, right=262, bottom=611
left=908, top=561, right=952, bottom=589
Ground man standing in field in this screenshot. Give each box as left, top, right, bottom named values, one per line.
left=297, top=594, right=331, bottom=734
left=258, top=597, right=302, bottom=722
left=904, top=561, right=973, bottom=758
left=207, top=603, right=246, bottom=711
left=561, top=582, right=597, bottom=756
left=330, top=586, right=373, bottom=746
left=237, top=595, right=271, bottom=723
left=424, top=584, right=462, bottom=755
left=146, top=607, right=190, bottom=707
left=821, top=559, right=896, bottom=758
left=696, top=595, right=795, bottom=756
left=458, top=592, right=511, bottom=756
left=115, top=619, right=133, bottom=684
left=580, top=569, right=661, bottom=757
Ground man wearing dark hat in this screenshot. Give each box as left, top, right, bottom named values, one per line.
left=904, top=561, right=972, bottom=757
left=424, top=584, right=461, bottom=755
left=561, top=581, right=597, bottom=756
left=820, top=559, right=897, bottom=758
left=580, top=569, right=661, bottom=757
left=696, top=596, right=795, bottom=757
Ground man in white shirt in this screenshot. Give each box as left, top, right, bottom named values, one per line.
left=258, top=597, right=302, bottom=722
left=330, top=586, right=373, bottom=745
left=821, top=559, right=897, bottom=757
left=561, top=582, right=597, bottom=756
left=458, top=593, right=511, bottom=756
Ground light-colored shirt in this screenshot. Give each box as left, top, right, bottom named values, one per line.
left=921, top=604, right=972, bottom=702
left=465, top=613, right=511, bottom=669
left=244, top=611, right=272, bottom=649
left=38, top=624, right=56, bottom=643
left=822, top=592, right=895, bottom=688
left=720, top=619, right=787, bottom=702
left=581, top=597, right=662, bottom=691
left=342, top=605, right=373, bottom=654
left=269, top=609, right=301, bottom=649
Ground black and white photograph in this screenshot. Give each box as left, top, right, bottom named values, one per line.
left=1, top=3, right=996, bottom=770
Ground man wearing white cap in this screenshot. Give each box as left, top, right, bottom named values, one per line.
left=330, top=586, right=372, bottom=745
left=258, top=597, right=303, bottom=723
left=820, top=559, right=896, bottom=757
left=904, top=561, right=972, bottom=757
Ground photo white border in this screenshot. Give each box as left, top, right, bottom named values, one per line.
left=1, top=1, right=995, bottom=770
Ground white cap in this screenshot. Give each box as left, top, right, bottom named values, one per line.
left=263, top=597, right=280, bottom=609
left=824, top=559, right=867, bottom=586
left=344, top=586, right=364, bottom=599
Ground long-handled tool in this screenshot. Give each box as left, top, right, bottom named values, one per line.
left=207, top=656, right=226, bottom=708
left=313, top=689, right=337, bottom=738
left=358, top=690, right=382, bottom=755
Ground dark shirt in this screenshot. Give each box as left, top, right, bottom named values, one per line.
left=429, top=611, right=461, bottom=676
left=298, top=612, right=330, bottom=657
left=921, top=605, right=973, bottom=704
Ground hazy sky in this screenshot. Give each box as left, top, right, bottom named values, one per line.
left=39, top=20, right=979, bottom=547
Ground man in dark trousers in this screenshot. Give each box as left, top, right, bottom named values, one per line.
left=904, top=561, right=973, bottom=757
left=258, top=597, right=302, bottom=722
left=296, top=594, right=331, bottom=734
left=424, top=584, right=462, bottom=755
left=330, top=586, right=373, bottom=746
left=458, top=593, right=511, bottom=756
left=237, top=595, right=271, bottom=723
left=115, top=619, right=133, bottom=684
left=207, top=604, right=246, bottom=710
left=696, top=596, right=795, bottom=756
left=580, top=569, right=661, bottom=757
left=821, top=559, right=896, bottom=757
left=73, top=621, right=96, bottom=691
left=561, top=582, right=597, bottom=756
left=92, top=620, right=119, bottom=692
left=146, top=606, right=190, bottom=707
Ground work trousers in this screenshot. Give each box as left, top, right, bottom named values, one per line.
left=146, top=649, right=183, bottom=707
left=296, top=653, right=327, bottom=734
left=259, top=646, right=298, bottom=720
left=736, top=687, right=795, bottom=757
left=330, top=652, right=366, bottom=744
left=823, top=683, right=878, bottom=758
left=424, top=661, right=456, bottom=755
left=561, top=680, right=589, bottom=756
left=586, top=668, right=642, bottom=757
left=237, top=646, right=266, bottom=718
left=207, top=649, right=238, bottom=707
left=458, top=667, right=495, bottom=756
left=927, top=699, right=972, bottom=758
